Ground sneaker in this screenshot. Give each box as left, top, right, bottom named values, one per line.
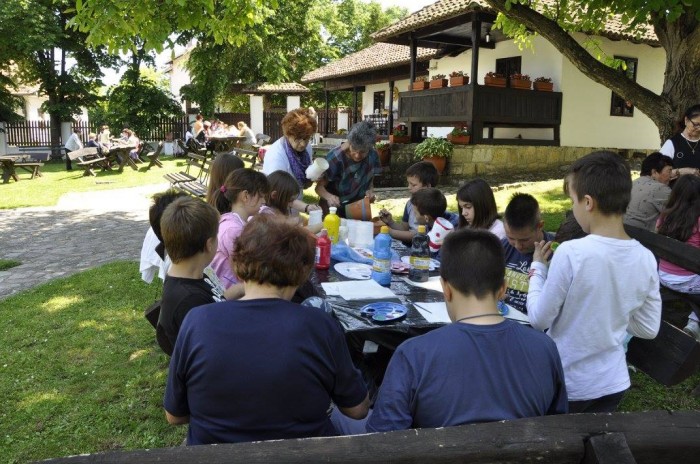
left=683, top=320, right=700, bottom=342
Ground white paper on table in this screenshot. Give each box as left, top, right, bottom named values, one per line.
left=400, top=276, right=444, bottom=293
left=412, top=302, right=451, bottom=323
left=321, top=280, right=396, bottom=300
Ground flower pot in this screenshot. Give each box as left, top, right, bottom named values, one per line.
left=484, top=76, right=506, bottom=87
left=390, top=135, right=410, bottom=144
left=377, top=147, right=391, bottom=166
left=429, top=78, right=448, bottom=89
left=422, top=156, right=447, bottom=174
left=510, top=78, right=532, bottom=90
left=449, top=76, right=469, bottom=87
left=411, top=81, right=429, bottom=91
left=533, top=81, right=554, bottom=91
left=447, top=134, right=470, bottom=145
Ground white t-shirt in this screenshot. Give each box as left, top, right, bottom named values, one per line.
left=527, top=234, right=661, bottom=401
left=489, top=218, right=506, bottom=240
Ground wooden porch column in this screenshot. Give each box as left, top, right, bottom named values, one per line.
left=409, top=32, right=417, bottom=84
left=388, top=80, right=395, bottom=136
left=353, top=87, right=359, bottom=124
left=324, top=89, right=330, bottom=136
left=471, top=16, right=481, bottom=87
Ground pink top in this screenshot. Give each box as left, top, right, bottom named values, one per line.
left=658, top=217, right=700, bottom=276
left=210, top=212, right=247, bottom=288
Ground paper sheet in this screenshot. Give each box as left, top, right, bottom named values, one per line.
left=412, top=302, right=451, bottom=323
left=400, top=276, right=444, bottom=293
left=321, top=280, right=396, bottom=300
left=503, top=304, right=530, bottom=324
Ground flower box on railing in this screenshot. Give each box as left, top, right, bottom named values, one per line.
left=429, top=78, right=448, bottom=89
left=449, top=76, right=469, bottom=87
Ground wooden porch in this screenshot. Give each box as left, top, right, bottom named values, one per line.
left=398, top=84, right=563, bottom=146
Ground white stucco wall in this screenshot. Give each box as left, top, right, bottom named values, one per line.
left=559, top=33, right=664, bottom=150
left=169, top=51, right=192, bottom=111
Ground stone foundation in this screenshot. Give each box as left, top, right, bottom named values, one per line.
left=375, top=144, right=653, bottom=187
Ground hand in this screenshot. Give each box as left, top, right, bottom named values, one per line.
left=366, top=191, right=376, bottom=203
left=533, top=240, right=553, bottom=264
left=325, top=194, right=340, bottom=207
left=306, top=204, right=321, bottom=212
left=379, top=208, right=393, bottom=225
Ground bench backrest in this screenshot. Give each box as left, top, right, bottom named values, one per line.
left=233, top=148, right=259, bottom=169
left=624, top=224, right=700, bottom=275
left=67, top=147, right=100, bottom=161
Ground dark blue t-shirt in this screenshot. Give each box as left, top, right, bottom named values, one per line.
left=164, top=298, right=367, bottom=445
left=367, top=320, right=567, bottom=432
left=501, top=232, right=554, bottom=313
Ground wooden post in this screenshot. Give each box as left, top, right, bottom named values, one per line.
left=409, top=32, right=417, bottom=84
left=353, top=87, right=358, bottom=124
left=324, top=90, right=330, bottom=136
left=388, top=81, right=395, bottom=136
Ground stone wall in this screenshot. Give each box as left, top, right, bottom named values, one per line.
left=375, top=144, right=653, bottom=188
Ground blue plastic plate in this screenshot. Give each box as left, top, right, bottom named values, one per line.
left=360, top=302, right=408, bottom=324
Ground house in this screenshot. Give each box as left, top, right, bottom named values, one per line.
left=302, top=0, right=664, bottom=152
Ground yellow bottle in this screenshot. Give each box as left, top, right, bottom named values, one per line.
left=323, top=207, right=341, bottom=244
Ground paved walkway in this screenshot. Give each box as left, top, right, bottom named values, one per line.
left=0, top=183, right=169, bottom=300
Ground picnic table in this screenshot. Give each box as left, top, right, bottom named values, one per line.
left=107, top=144, right=139, bottom=171
left=1, top=155, right=44, bottom=183
left=209, top=135, right=245, bottom=153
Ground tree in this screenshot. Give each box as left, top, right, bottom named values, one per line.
left=484, top=0, right=700, bottom=141
left=0, top=0, right=118, bottom=146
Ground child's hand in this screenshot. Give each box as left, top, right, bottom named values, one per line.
left=379, top=209, right=393, bottom=225
left=533, top=240, right=553, bottom=264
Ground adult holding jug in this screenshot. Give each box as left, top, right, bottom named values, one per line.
left=316, top=121, right=382, bottom=218
left=263, top=108, right=323, bottom=215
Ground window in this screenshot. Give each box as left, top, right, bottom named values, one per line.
left=373, top=91, right=385, bottom=113
left=496, top=56, right=522, bottom=85
left=610, top=56, right=638, bottom=117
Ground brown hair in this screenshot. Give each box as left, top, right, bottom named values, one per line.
left=206, top=154, right=245, bottom=211
left=411, top=188, right=447, bottom=220
left=265, top=170, right=301, bottom=214
left=233, top=215, right=315, bottom=287
left=281, top=108, right=318, bottom=140
left=210, top=168, right=269, bottom=214
left=564, top=151, right=631, bottom=215
left=161, top=197, right=219, bottom=263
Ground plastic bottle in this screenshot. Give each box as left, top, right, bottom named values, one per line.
left=371, top=226, right=392, bottom=286
left=323, top=207, right=341, bottom=244
left=315, top=229, right=331, bottom=270
left=409, top=225, right=430, bottom=282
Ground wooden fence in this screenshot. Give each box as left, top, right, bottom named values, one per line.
left=4, top=120, right=53, bottom=147
left=264, top=109, right=286, bottom=141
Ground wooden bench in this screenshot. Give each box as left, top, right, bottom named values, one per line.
left=624, top=224, right=700, bottom=386
left=67, top=147, right=107, bottom=177
left=163, top=152, right=207, bottom=186
left=145, top=142, right=164, bottom=170
left=0, top=155, right=44, bottom=183
left=174, top=158, right=213, bottom=198
left=233, top=147, right=261, bottom=170
left=39, top=410, right=700, bottom=463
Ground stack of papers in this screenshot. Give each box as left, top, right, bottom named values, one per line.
left=400, top=276, right=443, bottom=293
left=321, top=280, right=396, bottom=300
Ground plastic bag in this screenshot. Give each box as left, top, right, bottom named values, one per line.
left=331, top=242, right=372, bottom=265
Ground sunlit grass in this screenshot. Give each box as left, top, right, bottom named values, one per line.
left=0, top=259, right=21, bottom=271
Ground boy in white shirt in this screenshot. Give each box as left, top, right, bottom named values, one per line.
left=527, top=151, right=661, bottom=413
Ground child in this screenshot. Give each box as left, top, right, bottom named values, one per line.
left=501, top=193, right=554, bottom=314
left=379, top=161, right=438, bottom=243
left=158, top=196, right=225, bottom=355
left=527, top=151, right=661, bottom=413
left=656, top=175, right=700, bottom=340
left=209, top=168, right=269, bottom=289
left=456, top=178, right=506, bottom=239
left=410, top=188, right=459, bottom=256
left=366, top=228, right=567, bottom=432
left=206, top=153, right=245, bottom=210
left=262, top=170, right=323, bottom=234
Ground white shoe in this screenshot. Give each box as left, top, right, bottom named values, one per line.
left=683, top=320, right=700, bottom=342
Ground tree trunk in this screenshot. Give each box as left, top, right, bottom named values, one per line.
left=484, top=1, right=698, bottom=143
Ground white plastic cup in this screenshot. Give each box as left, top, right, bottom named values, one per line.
left=347, top=220, right=359, bottom=247
left=308, top=210, right=323, bottom=226
left=428, top=217, right=454, bottom=252
left=305, top=158, right=330, bottom=181
left=355, top=221, right=375, bottom=248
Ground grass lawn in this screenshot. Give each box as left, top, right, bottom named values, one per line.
left=0, top=259, right=21, bottom=271
left=0, top=158, right=187, bottom=209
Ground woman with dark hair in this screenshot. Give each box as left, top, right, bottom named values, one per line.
left=164, top=215, right=369, bottom=445
left=456, top=178, right=505, bottom=239
left=206, top=153, right=245, bottom=212
left=624, top=152, right=673, bottom=231
left=315, top=120, right=382, bottom=217
left=656, top=175, right=700, bottom=340
left=660, top=104, right=700, bottom=177
left=262, top=108, right=321, bottom=215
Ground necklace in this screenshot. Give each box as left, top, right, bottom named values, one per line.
left=683, top=134, right=699, bottom=154
left=455, top=313, right=502, bottom=323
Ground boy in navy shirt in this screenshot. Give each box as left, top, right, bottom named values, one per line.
left=367, top=228, right=567, bottom=432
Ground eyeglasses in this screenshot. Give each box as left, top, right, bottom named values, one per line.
left=291, top=137, right=311, bottom=145
left=688, top=119, right=700, bottom=129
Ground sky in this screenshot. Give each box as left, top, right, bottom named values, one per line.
left=102, top=0, right=436, bottom=86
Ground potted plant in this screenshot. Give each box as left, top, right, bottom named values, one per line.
left=509, top=73, right=532, bottom=90
left=484, top=71, right=506, bottom=87
left=389, top=123, right=410, bottom=144
left=533, top=76, right=554, bottom=91
left=429, top=74, right=448, bottom=89
left=375, top=140, right=391, bottom=166
left=413, top=136, right=453, bottom=174
left=449, top=71, right=469, bottom=87
left=446, top=124, right=471, bottom=145
left=411, top=76, right=429, bottom=91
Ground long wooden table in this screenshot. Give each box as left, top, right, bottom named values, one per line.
left=209, top=135, right=245, bottom=153
left=1, top=155, right=44, bottom=183
left=106, top=145, right=139, bottom=171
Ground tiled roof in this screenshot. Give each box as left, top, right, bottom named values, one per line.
left=301, top=43, right=437, bottom=83
left=372, top=0, right=658, bottom=45
left=241, top=82, right=310, bottom=94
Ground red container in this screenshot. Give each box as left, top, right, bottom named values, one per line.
left=315, top=229, right=331, bottom=270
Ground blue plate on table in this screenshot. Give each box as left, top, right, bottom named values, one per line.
left=360, top=302, right=408, bottom=324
